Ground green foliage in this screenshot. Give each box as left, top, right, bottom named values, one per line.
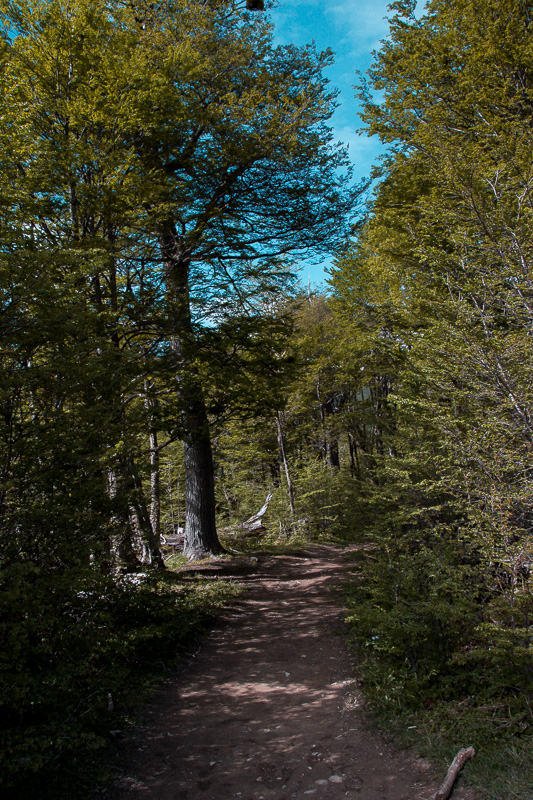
left=290, top=459, right=360, bottom=540
left=324, top=1, right=533, bottom=795
left=0, top=563, right=239, bottom=799
left=0, top=0, right=359, bottom=786
left=5, top=0, right=533, bottom=796
left=212, top=356, right=363, bottom=544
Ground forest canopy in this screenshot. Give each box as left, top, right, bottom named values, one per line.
left=2, top=0, right=533, bottom=797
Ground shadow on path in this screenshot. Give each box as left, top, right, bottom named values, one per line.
left=107, top=546, right=475, bottom=800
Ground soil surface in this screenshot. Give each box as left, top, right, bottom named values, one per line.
left=107, top=546, right=477, bottom=800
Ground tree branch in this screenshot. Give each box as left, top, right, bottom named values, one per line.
left=430, top=747, right=475, bottom=800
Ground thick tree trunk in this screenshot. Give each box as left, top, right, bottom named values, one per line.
left=183, top=427, right=221, bottom=559
left=174, top=364, right=223, bottom=559
left=160, top=223, right=223, bottom=560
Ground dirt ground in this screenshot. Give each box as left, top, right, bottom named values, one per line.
left=105, top=546, right=478, bottom=800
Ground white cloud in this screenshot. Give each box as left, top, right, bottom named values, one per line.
left=327, top=0, right=391, bottom=57
left=332, top=124, right=385, bottom=179
left=270, top=1, right=390, bottom=187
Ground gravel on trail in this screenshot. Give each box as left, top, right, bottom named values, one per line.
left=107, top=546, right=477, bottom=800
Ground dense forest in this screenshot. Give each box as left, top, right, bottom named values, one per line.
left=1, top=0, right=533, bottom=797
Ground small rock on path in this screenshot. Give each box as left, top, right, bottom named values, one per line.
left=109, top=546, right=475, bottom=800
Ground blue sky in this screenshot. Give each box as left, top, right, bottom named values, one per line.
left=268, top=0, right=393, bottom=286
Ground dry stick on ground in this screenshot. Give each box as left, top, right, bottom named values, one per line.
left=430, top=747, right=475, bottom=800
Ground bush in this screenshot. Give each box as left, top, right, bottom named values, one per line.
left=0, top=561, right=239, bottom=799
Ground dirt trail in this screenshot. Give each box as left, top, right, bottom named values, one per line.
left=109, top=546, right=476, bottom=800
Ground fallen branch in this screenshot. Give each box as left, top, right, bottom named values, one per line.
left=219, top=524, right=268, bottom=539
left=241, top=493, right=273, bottom=529
left=430, top=747, right=475, bottom=800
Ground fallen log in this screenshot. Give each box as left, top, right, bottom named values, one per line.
left=219, top=523, right=268, bottom=538
left=241, top=493, right=273, bottom=528
left=219, top=493, right=273, bottom=536
left=162, top=494, right=273, bottom=550
left=161, top=528, right=185, bottom=549
left=430, top=747, right=475, bottom=800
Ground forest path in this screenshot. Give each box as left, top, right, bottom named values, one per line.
left=109, top=545, right=475, bottom=800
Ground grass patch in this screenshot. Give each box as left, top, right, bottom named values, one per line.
left=162, top=552, right=189, bottom=570
left=363, top=694, right=533, bottom=799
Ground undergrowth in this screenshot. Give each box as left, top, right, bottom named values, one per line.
left=361, top=690, right=533, bottom=799
left=344, top=546, right=533, bottom=800
left=0, top=563, right=241, bottom=800
left=221, top=529, right=324, bottom=555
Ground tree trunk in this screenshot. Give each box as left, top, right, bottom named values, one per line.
left=149, top=429, right=161, bottom=545
left=108, top=468, right=142, bottom=572
left=144, top=383, right=163, bottom=561
left=348, top=432, right=360, bottom=477
left=328, top=437, right=340, bottom=469
left=276, top=411, right=296, bottom=519
left=183, top=429, right=221, bottom=559
left=128, top=458, right=165, bottom=569
left=159, top=223, right=223, bottom=560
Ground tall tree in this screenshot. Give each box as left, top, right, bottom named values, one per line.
left=328, top=0, right=533, bottom=728
left=0, top=0, right=359, bottom=564
left=121, top=0, right=359, bottom=557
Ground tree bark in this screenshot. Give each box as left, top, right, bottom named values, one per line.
left=144, top=383, right=162, bottom=558
left=128, top=458, right=165, bottom=568
left=348, top=432, right=359, bottom=477
left=182, top=410, right=222, bottom=559
left=149, top=429, right=161, bottom=546
left=430, top=747, right=475, bottom=800
left=108, top=468, right=142, bottom=572
left=160, top=223, right=223, bottom=560
left=276, top=411, right=296, bottom=519
left=328, top=437, right=340, bottom=469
